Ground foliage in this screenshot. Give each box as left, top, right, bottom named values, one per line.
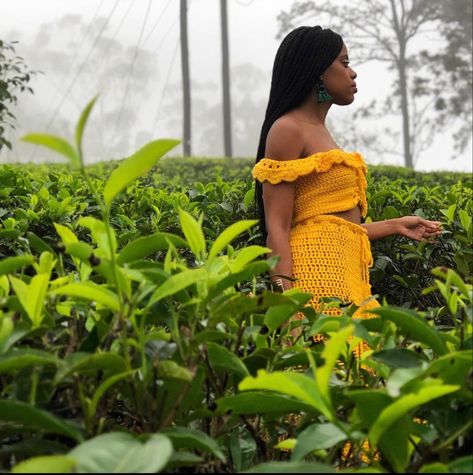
left=0, top=98, right=472, bottom=473
left=0, top=40, right=37, bottom=151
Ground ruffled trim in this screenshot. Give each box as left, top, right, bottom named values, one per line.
left=252, top=149, right=368, bottom=185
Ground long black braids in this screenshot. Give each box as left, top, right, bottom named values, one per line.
left=254, top=26, right=344, bottom=246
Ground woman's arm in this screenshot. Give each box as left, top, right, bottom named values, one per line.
left=362, top=216, right=443, bottom=241
left=263, top=116, right=304, bottom=291
left=361, top=219, right=400, bottom=241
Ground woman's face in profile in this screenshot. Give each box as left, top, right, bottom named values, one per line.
left=321, top=43, right=358, bottom=106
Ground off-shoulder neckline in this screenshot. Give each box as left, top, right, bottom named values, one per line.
left=263, top=148, right=360, bottom=162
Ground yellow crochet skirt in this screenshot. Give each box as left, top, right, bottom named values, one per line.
left=289, top=214, right=380, bottom=319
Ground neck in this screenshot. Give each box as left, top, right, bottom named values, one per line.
left=294, top=95, right=332, bottom=125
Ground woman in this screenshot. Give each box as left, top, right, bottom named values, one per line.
left=252, top=26, right=442, bottom=324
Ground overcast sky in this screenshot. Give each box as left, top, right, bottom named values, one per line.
left=1, top=0, right=472, bottom=172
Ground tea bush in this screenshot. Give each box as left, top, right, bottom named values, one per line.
left=0, top=99, right=471, bottom=473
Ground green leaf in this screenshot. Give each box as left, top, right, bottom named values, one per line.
left=419, top=462, right=449, bottom=473
left=316, top=325, right=353, bottom=406
left=231, top=245, right=271, bottom=272
left=9, top=274, right=49, bottom=328
left=54, top=352, right=126, bottom=384
left=12, top=455, right=76, bottom=473
left=292, top=423, right=347, bottom=461
left=207, top=342, right=249, bottom=379
left=214, top=392, right=316, bottom=416
left=117, top=232, right=188, bottom=265
left=239, top=370, right=331, bottom=420
left=449, top=456, right=473, bottom=473
left=372, top=349, right=427, bottom=368
left=161, top=427, right=226, bottom=462
left=369, top=384, right=460, bottom=447
left=158, top=360, right=194, bottom=382
left=242, top=461, right=335, bottom=473
left=264, top=303, right=300, bottom=332
left=50, top=282, right=119, bottom=312
left=54, top=223, right=78, bottom=244
left=348, top=389, right=408, bottom=473
left=208, top=220, right=258, bottom=261
left=425, top=351, right=472, bottom=385
left=103, top=139, right=179, bottom=207
left=78, top=216, right=116, bottom=259
left=69, top=432, right=173, bottom=473
left=368, top=306, right=448, bottom=355
left=178, top=208, right=206, bottom=258
left=148, top=268, right=207, bottom=306
left=0, top=400, right=82, bottom=441
left=75, top=96, right=98, bottom=157
left=0, top=349, right=59, bottom=373
left=0, top=255, right=34, bottom=276
left=21, top=134, right=80, bottom=168
left=89, top=370, right=136, bottom=419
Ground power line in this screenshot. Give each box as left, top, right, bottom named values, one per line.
left=44, top=0, right=120, bottom=132
left=107, top=0, right=153, bottom=158
left=142, top=0, right=174, bottom=47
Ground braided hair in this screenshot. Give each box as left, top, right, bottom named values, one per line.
left=254, top=26, right=344, bottom=245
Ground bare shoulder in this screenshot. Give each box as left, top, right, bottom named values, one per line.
left=264, top=115, right=304, bottom=161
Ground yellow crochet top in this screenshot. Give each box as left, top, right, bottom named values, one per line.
left=252, top=149, right=368, bottom=226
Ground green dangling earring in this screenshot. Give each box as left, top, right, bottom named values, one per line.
left=316, top=76, right=332, bottom=103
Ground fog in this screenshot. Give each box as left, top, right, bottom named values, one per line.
left=1, top=0, right=472, bottom=172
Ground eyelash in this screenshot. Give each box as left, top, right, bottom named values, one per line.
left=343, top=61, right=350, bottom=67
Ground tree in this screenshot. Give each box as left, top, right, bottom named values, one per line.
left=277, top=0, right=471, bottom=169
left=3, top=14, right=158, bottom=162
left=180, top=0, right=192, bottom=157
left=0, top=40, right=36, bottom=151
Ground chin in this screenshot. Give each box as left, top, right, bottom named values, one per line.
left=334, top=96, right=355, bottom=106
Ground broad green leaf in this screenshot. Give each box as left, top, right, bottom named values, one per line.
left=208, top=220, right=258, bottom=261
left=103, top=139, right=179, bottom=207
left=27, top=232, right=57, bottom=256
left=54, top=352, right=127, bottom=384
left=368, top=306, right=448, bottom=355
left=0, top=349, right=59, bottom=373
left=50, top=282, right=119, bottom=311
left=78, top=216, right=116, bottom=258
left=21, top=134, right=80, bottom=167
left=230, top=245, right=271, bottom=273
left=242, top=461, right=335, bottom=473
left=158, top=360, right=194, bottom=382
left=178, top=208, right=206, bottom=258
left=69, top=432, right=173, bottom=473
left=264, top=303, right=301, bottom=332
left=65, top=242, right=94, bottom=261
left=419, top=462, right=449, bottom=473
left=239, top=370, right=331, bottom=419
left=214, top=392, right=316, bottom=416
left=9, top=274, right=49, bottom=328
left=161, top=427, right=226, bottom=462
left=449, top=456, right=473, bottom=473
left=148, top=268, right=207, bottom=306
left=12, top=455, right=76, bottom=473
left=207, top=342, right=249, bottom=379
left=75, top=96, right=98, bottom=156
left=348, top=389, right=408, bottom=473
left=54, top=223, right=78, bottom=244
left=316, top=325, right=353, bottom=405
left=292, top=423, right=347, bottom=461
left=88, top=370, right=136, bottom=419
left=372, top=348, right=427, bottom=368
left=425, top=351, right=472, bottom=385
left=0, top=255, right=34, bottom=276
left=0, top=400, right=82, bottom=441
left=369, top=384, right=460, bottom=447
left=117, top=232, right=188, bottom=265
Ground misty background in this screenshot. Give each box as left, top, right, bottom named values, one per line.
left=1, top=0, right=472, bottom=172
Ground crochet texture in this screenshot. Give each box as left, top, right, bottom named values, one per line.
left=252, top=149, right=380, bottom=320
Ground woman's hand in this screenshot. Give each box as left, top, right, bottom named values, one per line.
left=396, top=216, right=443, bottom=242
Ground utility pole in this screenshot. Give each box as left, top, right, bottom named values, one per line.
left=220, top=0, right=232, bottom=157
left=180, top=0, right=191, bottom=156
